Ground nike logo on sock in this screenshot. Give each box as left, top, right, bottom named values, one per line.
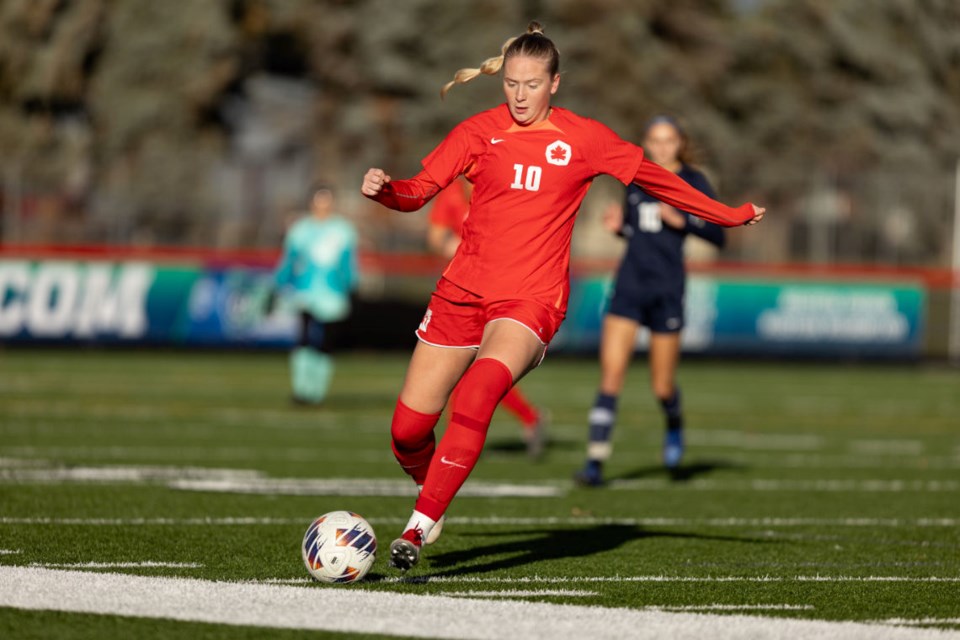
left=490, top=138, right=504, bottom=144
left=440, top=456, right=468, bottom=469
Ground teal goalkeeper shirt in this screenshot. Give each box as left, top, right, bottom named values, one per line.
left=273, top=214, right=358, bottom=322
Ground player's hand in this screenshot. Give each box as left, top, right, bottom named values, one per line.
left=601, top=202, right=622, bottom=233
left=744, top=204, right=765, bottom=226
left=443, top=236, right=461, bottom=259
left=659, top=204, right=687, bottom=230
left=361, top=168, right=391, bottom=197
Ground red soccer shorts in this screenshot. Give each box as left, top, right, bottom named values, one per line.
left=415, top=278, right=565, bottom=350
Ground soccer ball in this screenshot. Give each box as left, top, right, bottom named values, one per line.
left=301, top=511, right=377, bottom=584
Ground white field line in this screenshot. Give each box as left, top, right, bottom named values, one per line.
left=609, top=479, right=960, bottom=492
left=257, top=577, right=312, bottom=585
left=0, top=457, right=49, bottom=467
left=0, top=404, right=390, bottom=433
left=9, top=462, right=954, bottom=495
left=428, top=516, right=960, bottom=528
left=0, top=402, right=174, bottom=421
left=444, top=590, right=598, bottom=598
left=687, top=430, right=824, bottom=451
left=2, top=567, right=957, bottom=640
left=0, top=549, right=22, bottom=555
left=850, top=440, right=925, bottom=455
left=246, top=576, right=960, bottom=586
left=735, top=454, right=960, bottom=471
left=4, top=449, right=959, bottom=470
left=646, top=604, right=815, bottom=611
left=2, top=516, right=959, bottom=528
left=0, top=465, right=563, bottom=498
left=375, top=575, right=960, bottom=585
left=0, top=516, right=306, bottom=526
left=0, top=465, right=264, bottom=484
left=877, top=619, right=960, bottom=628
left=0, top=447, right=531, bottom=466
left=29, top=562, right=201, bottom=569
left=168, top=478, right=563, bottom=498
left=0, top=446, right=394, bottom=464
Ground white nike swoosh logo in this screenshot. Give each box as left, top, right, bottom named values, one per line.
left=490, top=138, right=504, bottom=144
left=440, top=456, right=468, bottom=469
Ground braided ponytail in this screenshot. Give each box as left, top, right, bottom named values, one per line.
left=440, top=21, right=560, bottom=99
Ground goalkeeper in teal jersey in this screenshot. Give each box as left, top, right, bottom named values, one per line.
left=273, top=184, right=358, bottom=405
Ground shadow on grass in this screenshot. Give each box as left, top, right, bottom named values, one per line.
left=483, top=439, right=527, bottom=454
left=378, top=524, right=773, bottom=581
left=609, top=458, right=747, bottom=484
left=484, top=435, right=582, bottom=455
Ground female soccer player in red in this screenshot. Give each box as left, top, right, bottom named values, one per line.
left=428, top=177, right=549, bottom=459
left=361, top=22, right=764, bottom=570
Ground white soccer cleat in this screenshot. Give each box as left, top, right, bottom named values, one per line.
left=424, top=515, right=444, bottom=545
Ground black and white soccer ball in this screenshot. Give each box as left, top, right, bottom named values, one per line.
left=301, top=511, right=377, bottom=584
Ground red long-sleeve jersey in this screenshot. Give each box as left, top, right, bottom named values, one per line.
left=369, top=104, right=753, bottom=314
left=427, top=177, right=471, bottom=236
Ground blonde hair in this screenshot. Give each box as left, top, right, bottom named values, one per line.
left=440, top=21, right=559, bottom=99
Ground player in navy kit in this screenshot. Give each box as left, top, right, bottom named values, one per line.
left=575, top=115, right=725, bottom=486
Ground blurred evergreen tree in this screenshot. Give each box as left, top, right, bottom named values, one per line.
left=0, top=0, right=956, bottom=262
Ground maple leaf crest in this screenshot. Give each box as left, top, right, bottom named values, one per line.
left=545, top=140, right=571, bottom=166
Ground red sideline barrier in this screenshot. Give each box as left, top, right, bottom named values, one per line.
left=1, top=244, right=956, bottom=289
left=0, top=243, right=448, bottom=276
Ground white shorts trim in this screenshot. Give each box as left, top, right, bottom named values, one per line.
left=484, top=317, right=549, bottom=368
left=414, top=331, right=480, bottom=350
left=485, top=317, right=548, bottom=346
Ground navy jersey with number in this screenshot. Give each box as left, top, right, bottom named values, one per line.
left=613, top=165, right=724, bottom=297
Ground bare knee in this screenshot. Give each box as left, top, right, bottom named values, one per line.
left=599, top=367, right=627, bottom=395
left=651, top=378, right=675, bottom=403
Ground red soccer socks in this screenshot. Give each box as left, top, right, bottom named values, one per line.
left=390, top=398, right=441, bottom=485
left=415, top=358, right=514, bottom=520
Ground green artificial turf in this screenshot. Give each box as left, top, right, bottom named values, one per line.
left=1, top=350, right=958, bottom=637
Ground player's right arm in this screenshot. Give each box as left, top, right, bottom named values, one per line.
left=360, top=168, right=391, bottom=197
left=361, top=168, right=443, bottom=212
left=361, top=168, right=442, bottom=212
left=363, top=118, right=476, bottom=212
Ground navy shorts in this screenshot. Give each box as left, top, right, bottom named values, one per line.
left=607, top=288, right=684, bottom=333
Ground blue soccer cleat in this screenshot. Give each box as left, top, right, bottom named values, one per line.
left=662, top=427, right=684, bottom=469
left=573, top=459, right=604, bottom=487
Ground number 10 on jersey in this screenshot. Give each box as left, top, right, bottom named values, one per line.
left=510, top=164, right=542, bottom=192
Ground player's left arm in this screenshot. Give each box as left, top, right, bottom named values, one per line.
left=634, top=158, right=764, bottom=227
left=590, top=121, right=763, bottom=227
left=665, top=176, right=726, bottom=247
